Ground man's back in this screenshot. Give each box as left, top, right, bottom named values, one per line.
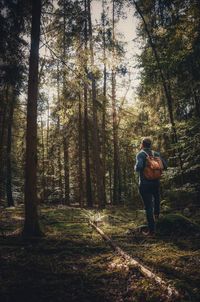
left=135, top=148, right=167, bottom=185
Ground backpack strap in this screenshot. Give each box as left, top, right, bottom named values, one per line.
left=142, top=150, right=155, bottom=157
left=141, top=150, right=149, bottom=157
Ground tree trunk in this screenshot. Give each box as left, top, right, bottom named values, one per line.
left=52, top=163, right=55, bottom=195
left=62, top=0, right=70, bottom=205
left=84, top=0, right=93, bottom=207
left=112, top=0, right=121, bottom=204
left=109, top=166, right=112, bottom=204
left=6, top=91, right=15, bottom=207
left=40, top=117, right=46, bottom=202
left=58, top=136, right=63, bottom=202
left=78, top=95, right=83, bottom=207
left=63, top=136, right=70, bottom=205
left=87, top=0, right=105, bottom=208
left=102, top=0, right=107, bottom=205
left=112, top=70, right=121, bottom=204
left=23, top=0, right=42, bottom=237
left=193, top=89, right=200, bottom=118
left=0, top=89, right=8, bottom=203
left=46, top=98, right=50, bottom=201
left=57, top=64, right=64, bottom=203
left=84, top=84, right=93, bottom=207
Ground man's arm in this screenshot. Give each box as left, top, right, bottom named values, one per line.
left=161, top=156, right=168, bottom=170
left=134, top=153, right=145, bottom=172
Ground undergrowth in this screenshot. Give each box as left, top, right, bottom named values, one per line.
left=0, top=205, right=199, bottom=302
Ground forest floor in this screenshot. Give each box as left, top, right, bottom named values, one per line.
left=0, top=205, right=200, bottom=302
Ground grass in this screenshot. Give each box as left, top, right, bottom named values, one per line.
left=0, top=204, right=200, bottom=301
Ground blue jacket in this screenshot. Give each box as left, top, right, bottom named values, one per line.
left=134, top=148, right=167, bottom=185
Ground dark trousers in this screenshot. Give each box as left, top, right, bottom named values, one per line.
left=139, top=184, right=160, bottom=232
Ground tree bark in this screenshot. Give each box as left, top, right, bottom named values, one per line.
left=63, top=136, right=70, bottom=205
left=6, top=91, right=15, bottom=207
left=84, top=83, right=93, bottom=207
left=102, top=0, right=107, bottom=205
left=57, top=64, right=64, bottom=203
left=109, top=166, right=112, bottom=204
left=87, top=0, right=105, bottom=208
left=46, top=98, right=50, bottom=201
left=112, top=0, right=121, bottom=204
left=40, top=117, right=46, bottom=201
left=78, top=95, right=83, bottom=207
left=193, top=89, right=200, bottom=118
left=0, top=89, right=8, bottom=203
left=58, top=135, right=63, bottom=202
left=23, top=0, right=42, bottom=237
left=62, top=0, right=70, bottom=205
left=84, top=0, right=93, bottom=208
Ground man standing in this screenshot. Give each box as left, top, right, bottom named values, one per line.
left=135, top=138, right=167, bottom=236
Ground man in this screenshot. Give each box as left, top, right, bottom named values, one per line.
left=134, top=137, right=167, bottom=236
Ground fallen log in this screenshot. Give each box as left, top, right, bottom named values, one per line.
left=0, top=227, right=22, bottom=238
left=89, top=220, right=180, bottom=300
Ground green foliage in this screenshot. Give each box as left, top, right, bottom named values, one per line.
left=0, top=0, right=28, bottom=92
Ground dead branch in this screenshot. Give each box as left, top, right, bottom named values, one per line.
left=89, top=220, right=180, bottom=300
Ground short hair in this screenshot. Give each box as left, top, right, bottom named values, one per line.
left=142, top=137, right=152, bottom=148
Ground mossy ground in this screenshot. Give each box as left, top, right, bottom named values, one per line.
left=0, top=205, right=200, bottom=302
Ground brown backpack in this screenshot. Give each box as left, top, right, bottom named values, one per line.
left=142, top=150, right=164, bottom=180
